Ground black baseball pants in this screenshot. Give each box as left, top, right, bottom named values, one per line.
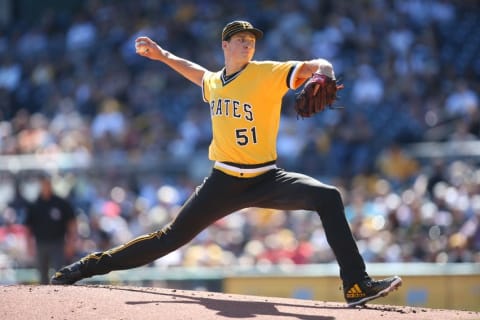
left=82, top=168, right=367, bottom=285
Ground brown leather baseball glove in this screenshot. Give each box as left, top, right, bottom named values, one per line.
left=294, top=73, right=344, bottom=118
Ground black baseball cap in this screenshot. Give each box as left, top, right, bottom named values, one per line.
left=222, top=20, right=263, bottom=41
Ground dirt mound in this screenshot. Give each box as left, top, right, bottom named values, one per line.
left=2, top=285, right=479, bottom=320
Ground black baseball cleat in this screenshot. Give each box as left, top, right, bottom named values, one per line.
left=50, top=260, right=85, bottom=285
left=344, top=275, right=402, bottom=307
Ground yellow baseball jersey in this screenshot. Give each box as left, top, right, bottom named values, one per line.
left=202, top=60, right=303, bottom=165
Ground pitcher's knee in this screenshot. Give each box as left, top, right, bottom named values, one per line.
left=155, top=223, right=198, bottom=249
left=330, top=186, right=343, bottom=200
left=313, top=185, right=344, bottom=211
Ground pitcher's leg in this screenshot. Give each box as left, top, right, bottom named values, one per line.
left=253, top=169, right=367, bottom=284
left=313, top=186, right=367, bottom=283
left=79, top=171, right=244, bottom=278
left=80, top=230, right=185, bottom=276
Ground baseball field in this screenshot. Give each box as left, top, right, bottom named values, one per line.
left=2, top=285, right=479, bottom=320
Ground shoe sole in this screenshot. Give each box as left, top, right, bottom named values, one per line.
left=347, top=277, right=403, bottom=307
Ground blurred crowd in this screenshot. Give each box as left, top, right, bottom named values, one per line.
left=0, top=0, right=480, bottom=278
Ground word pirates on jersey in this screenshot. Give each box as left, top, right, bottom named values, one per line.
left=210, top=98, right=254, bottom=122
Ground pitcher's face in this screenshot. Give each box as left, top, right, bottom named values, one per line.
left=223, top=31, right=256, bottom=64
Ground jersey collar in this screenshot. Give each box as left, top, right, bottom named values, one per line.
left=221, top=64, right=248, bottom=86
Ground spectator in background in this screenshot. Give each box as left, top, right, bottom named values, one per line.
left=351, top=64, right=384, bottom=106
left=0, top=207, right=31, bottom=269
left=445, top=80, right=479, bottom=118
left=24, top=173, right=77, bottom=284
left=376, top=142, right=420, bottom=189
left=426, top=159, right=447, bottom=197
left=329, top=112, right=373, bottom=178
left=91, top=98, right=127, bottom=142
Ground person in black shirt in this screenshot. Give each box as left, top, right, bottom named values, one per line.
left=25, top=173, right=77, bottom=284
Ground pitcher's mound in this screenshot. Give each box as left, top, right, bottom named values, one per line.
left=2, top=285, right=479, bottom=320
